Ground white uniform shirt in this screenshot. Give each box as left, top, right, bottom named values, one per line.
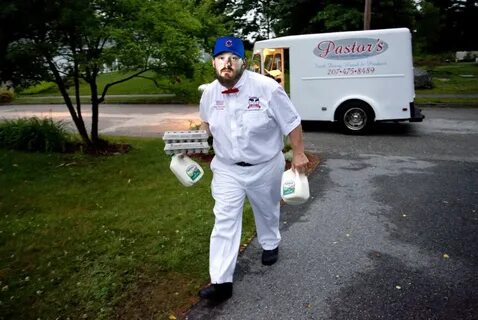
left=200, top=70, right=301, bottom=165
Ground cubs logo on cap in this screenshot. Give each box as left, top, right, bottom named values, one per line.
left=213, top=36, right=245, bottom=58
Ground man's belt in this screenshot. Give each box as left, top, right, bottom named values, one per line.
left=235, top=161, right=254, bottom=167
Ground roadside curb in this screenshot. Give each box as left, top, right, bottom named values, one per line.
left=417, top=103, right=478, bottom=108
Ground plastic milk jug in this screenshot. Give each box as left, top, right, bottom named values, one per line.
left=281, top=169, right=310, bottom=205
left=169, top=154, right=204, bottom=187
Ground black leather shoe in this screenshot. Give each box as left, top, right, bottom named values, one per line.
left=262, top=247, right=279, bottom=266
left=198, top=282, right=233, bottom=304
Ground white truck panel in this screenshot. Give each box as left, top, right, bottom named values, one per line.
left=253, top=28, right=423, bottom=132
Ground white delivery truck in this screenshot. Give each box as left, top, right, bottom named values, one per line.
left=251, top=28, right=424, bottom=134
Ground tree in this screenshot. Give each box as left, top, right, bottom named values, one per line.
left=1, top=0, right=224, bottom=149
left=415, top=1, right=442, bottom=52
left=274, top=0, right=418, bottom=36
left=429, top=0, right=478, bottom=51
left=0, top=0, right=53, bottom=87
left=311, top=0, right=417, bottom=33
left=266, top=0, right=325, bottom=37
left=370, top=0, right=417, bottom=30
left=215, top=0, right=282, bottom=43
left=312, top=3, right=363, bottom=32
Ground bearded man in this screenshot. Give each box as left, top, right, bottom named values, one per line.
left=198, top=35, right=308, bottom=305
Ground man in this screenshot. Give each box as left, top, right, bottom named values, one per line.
left=198, top=35, right=309, bottom=304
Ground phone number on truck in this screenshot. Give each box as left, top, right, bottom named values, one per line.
left=327, top=67, right=375, bottom=76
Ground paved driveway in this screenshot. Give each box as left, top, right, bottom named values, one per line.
left=187, top=107, right=478, bottom=319
left=2, top=104, right=477, bottom=319
left=0, top=104, right=201, bottom=137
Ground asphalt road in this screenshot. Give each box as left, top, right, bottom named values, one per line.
left=0, top=104, right=201, bottom=136
left=186, top=107, right=478, bottom=320
left=1, top=105, right=477, bottom=319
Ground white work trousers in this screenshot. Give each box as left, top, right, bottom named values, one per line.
left=209, top=152, right=285, bottom=283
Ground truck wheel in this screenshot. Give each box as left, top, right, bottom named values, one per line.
left=339, top=103, right=373, bottom=134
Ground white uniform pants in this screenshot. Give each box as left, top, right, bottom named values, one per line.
left=209, top=152, right=285, bottom=283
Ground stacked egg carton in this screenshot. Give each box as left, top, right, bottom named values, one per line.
left=163, top=130, right=210, bottom=155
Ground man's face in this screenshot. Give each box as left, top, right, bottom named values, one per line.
left=213, top=52, right=246, bottom=88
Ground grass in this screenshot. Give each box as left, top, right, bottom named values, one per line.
left=14, top=64, right=214, bottom=105
left=19, top=71, right=171, bottom=97
left=0, top=137, right=256, bottom=319
left=13, top=94, right=179, bottom=105
left=10, top=62, right=478, bottom=106
left=415, top=62, right=478, bottom=104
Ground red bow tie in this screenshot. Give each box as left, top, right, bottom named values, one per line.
left=222, top=87, right=239, bottom=94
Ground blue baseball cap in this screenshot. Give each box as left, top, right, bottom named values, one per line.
left=213, top=36, right=245, bottom=59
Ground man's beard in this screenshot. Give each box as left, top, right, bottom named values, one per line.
left=215, top=67, right=244, bottom=88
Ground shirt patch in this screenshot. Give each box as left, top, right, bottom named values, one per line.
left=247, top=96, right=261, bottom=110
left=214, top=100, right=225, bottom=110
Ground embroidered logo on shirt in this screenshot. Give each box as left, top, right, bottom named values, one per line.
left=214, top=100, right=225, bottom=110
left=247, top=97, right=261, bottom=110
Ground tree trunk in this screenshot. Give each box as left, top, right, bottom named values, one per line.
left=73, top=60, right=85, bottom=127
left=90, top=77, right=100, bottom=144
left=47, top=59, right=92, bottom=146
left=72, top=60, right=90, bottom=142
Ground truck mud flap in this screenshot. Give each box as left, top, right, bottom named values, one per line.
left=409, top=102, right=425, bottom=122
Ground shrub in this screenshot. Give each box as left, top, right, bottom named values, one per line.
left=167, top=80, right=203, bottom=103
left=165, top=61, right=215, bottom=103
left=0, top=117, right=74, bottom=152
left=413, top=53, right=455, bottom=67
left=0, top=86, right=15, bottom=104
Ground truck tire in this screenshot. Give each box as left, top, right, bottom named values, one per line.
left=338, top=101, right=374, bottom=134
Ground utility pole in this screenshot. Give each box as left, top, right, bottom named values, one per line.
left=364, top=0, right=372, bottom=30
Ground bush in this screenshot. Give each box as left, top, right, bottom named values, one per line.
left=165, top=61, right=215, bottom=103
left=0, top=86, right=15, bottom=104
left=413, top=53, right=455, bottom=67
left=0, top=117, right=74, bottom=152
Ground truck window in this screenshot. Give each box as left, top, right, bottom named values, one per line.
left=264, top=54, right=273, bottom=72
left=262, top=49, right=285, bottom=87
left=273, top=53, right=281, bottom=70
left=251, top=48, right=288, bottom=91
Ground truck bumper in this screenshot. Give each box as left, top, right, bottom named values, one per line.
left=409, top=102, right=425, bottom=122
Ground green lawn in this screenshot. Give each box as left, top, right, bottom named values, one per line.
left=12, top=62, right=478, bottom=105
left=417, top=62, right=478, bottom=94
left=14, top=65, right=214, bottom=105
left=415, top=62, right=478, bottom=104
left=0, top=138, right=255, bottom=319
left=13, top=94, right=179, bottom=105
left=19, top=71, right=171, bottom=97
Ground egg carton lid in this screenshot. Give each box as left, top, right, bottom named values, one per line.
left=163, top=130, right=208, bottom=141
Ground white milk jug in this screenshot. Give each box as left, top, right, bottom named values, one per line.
left=169, top=154, right=204, bottom=187
left=281, top=169, right=310, bottom=205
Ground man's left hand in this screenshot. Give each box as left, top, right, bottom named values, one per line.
left=291, top=152, right=309, bottom=174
